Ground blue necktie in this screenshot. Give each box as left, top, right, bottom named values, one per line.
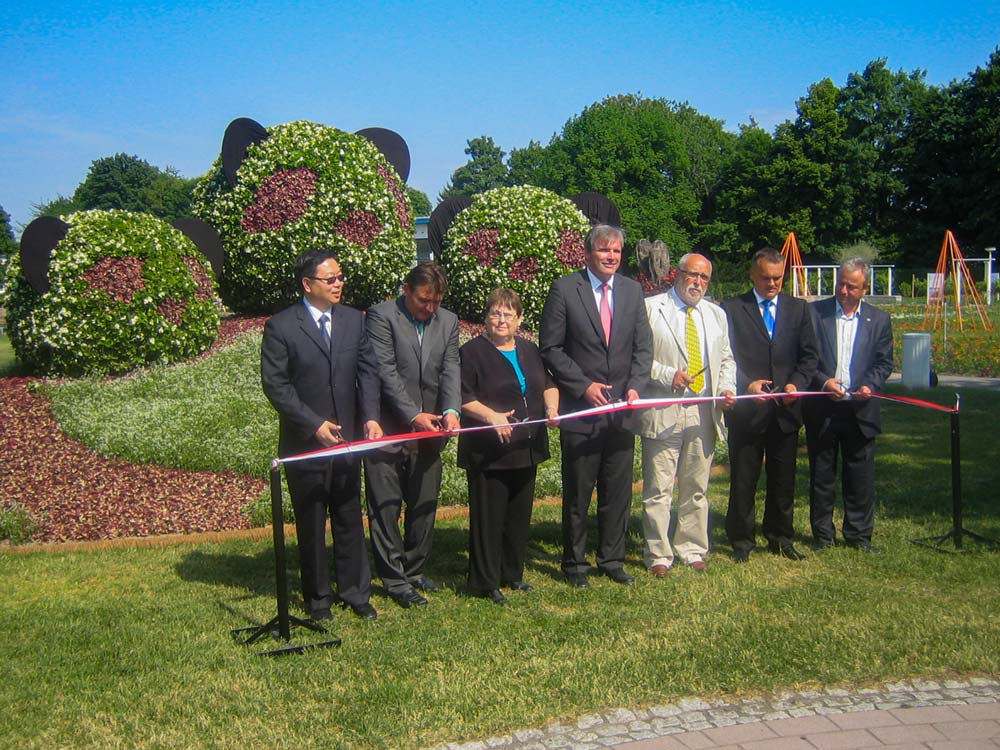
left=762, top=300, right=775, bottom=339
left=319, top=313, right=331, bottom=349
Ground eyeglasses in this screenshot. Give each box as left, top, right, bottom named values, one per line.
left=679, top=270, right=711, bottom=283
left=487, top=311, right=518, bottom=321
left=308, top=274, right=347, bottom=285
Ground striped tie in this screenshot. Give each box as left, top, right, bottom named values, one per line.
left=685, top=306, right=704, bottom=394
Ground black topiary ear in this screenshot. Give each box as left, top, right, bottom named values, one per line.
left=172, top=218, right=224, bottom=279
left=20, top=216, right=69, bottom=293
left=356, top=127, right=410, bottom=182
left=428, top=196, right=474, bottom=258
left=570, top=192, right=621, bottom=227
left=222, top=117, right=269, bottom=187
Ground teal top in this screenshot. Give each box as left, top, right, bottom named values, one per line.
left=499, top=348, right=527, bottom=394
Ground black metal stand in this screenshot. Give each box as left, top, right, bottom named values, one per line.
left=913, top=395, right=999, bottom=552
left=231, top=465, right=342, bottom=656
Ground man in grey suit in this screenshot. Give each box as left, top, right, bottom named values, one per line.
left=640, top=253, right=736, bottom=576
left=261, top=248, right=382, bottom=621
left=540, top=224, right=653, bottom=588
left=364, top=262, right=461, bottom=608
left=805, top=258, right=893, bottom=552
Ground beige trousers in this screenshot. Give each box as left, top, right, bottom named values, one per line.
left=641, top=401, right=715, bottom=568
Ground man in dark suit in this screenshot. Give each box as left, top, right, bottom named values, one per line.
left=722, top=247, right=818, bottom=562
left=540, top=224, right=653, bottom=588
left=805, top=258, right=893, bottom=552
left=363, top=262, right=461, bottom=608
left=261, top=248, right=382, bottom=621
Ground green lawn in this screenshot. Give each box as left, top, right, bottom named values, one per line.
left=3, top=386, right=999, bottom=749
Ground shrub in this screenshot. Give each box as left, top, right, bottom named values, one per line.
left=192, top=120, right=415, bottom=313
left=438, top=185, right=591, bottom=328
left=0, top=502, right=39, bottom=544
left=1, top=210, right=220, bottom=376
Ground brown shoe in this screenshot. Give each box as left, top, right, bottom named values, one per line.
left=687, top=560, right=707, bottom=572
left=649, top=564, right=670, bottom=578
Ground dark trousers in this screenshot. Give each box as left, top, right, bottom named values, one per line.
left=363, top=442, right=443, bottom=593
left=726, top=418, right=799, bottom=550
left=807, top=409, right=876, bottom=545
left=560, top=425, right=635, bottom=575
left=467, top=466, right=537, bottom=593
left=285, top=458, right=371, bottom=614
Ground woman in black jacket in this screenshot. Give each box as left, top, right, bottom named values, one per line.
left=459, top=289, right=559, bottom=604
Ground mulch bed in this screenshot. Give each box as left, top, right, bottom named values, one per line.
left=0, top=317, right=269, bottom=544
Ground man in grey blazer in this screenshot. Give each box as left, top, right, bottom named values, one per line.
left=364, top=262, right=461, bottom=608
left=640, top=253, right=736, bottom=576
left=805, top=258, right=893, bottom=552
left=540, top=224, right=653, bottom=588
left=261, top=248, right=382, bottom=622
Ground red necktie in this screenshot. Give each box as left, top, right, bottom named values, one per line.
left=600, top=283, right=612, bottom=345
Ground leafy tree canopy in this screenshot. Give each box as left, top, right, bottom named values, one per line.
left=406, top=186, right=432, bottom=216
left=0, top=204, right=16, bottom=256
left=439, top=136, right=509, bottom=200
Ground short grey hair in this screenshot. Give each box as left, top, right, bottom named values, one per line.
left=840, top=257, right=871, bottom=279
left=585, top=224, right=625, bottom=253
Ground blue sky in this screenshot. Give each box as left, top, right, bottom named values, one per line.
left=2, top=0, right=998, bottom=234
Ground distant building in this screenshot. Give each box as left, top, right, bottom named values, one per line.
left=415, top=216, right=431, bottom=262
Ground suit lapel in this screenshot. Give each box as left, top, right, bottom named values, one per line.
left=299, top=304, right=331, bottom=360
left=658, top=295, right=687, bottom=364
left=743, top=292, right=770, bottom=341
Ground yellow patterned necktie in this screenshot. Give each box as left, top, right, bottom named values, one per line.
left=685, top=306, right=704, bottom=394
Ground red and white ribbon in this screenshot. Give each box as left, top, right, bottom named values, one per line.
left=273, top=389, right=958, bottom=468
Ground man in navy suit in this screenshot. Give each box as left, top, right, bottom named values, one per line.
left=261, top=248, right=382, bottom=621
left=805, top=258, right=893, bottom=552
left=540, top=224, right=653, bottom=588
left=722, top=248, right=818, bottom=563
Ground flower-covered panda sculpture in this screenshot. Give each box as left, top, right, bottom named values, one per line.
left=192, top=117, right=416, bottom=313
left=432, top=186, right=619, bottom=328
left=2, top=210, right=222, bottom=376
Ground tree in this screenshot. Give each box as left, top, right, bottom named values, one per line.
left=32, top=194, right=80, bottom=219
left=406, top=186, right=432, bottom=216
left=509, top=94, right=735, bottom=257
left=70, top=153, right=195, bottom=222
left=439, top=136, right=509, bottom=199
left=0, top=204, right=17, bottom=257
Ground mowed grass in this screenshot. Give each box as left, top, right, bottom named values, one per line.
left=3, top=382, right=1000, bottom=748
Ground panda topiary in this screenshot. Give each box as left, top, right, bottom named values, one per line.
left=192, top=118, right=415, bottom=313
left=432, top=186, right=619, bottom=328
left=2, top=210, right=222, bottom=376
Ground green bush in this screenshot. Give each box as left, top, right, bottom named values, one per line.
left=0, top=502, right=38, bottom=544
left=438, top=185, right=591, bottom=328
left=192, top=120, right=415, bottom=313
left=1, top=210, right=220, bottom=376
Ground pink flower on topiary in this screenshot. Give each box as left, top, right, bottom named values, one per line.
left=463, top=228, right=501, bottom=267
left=241, top=168, right=318, bottom=233
left=555, top=229, right=585, bottom=268
left=637, top=267, right=677, bottom=297
left=157, top=297, right=187, bottom=326
left=182, top=257, right=214, bottom=301
left=510, top=256, right=540, bottom=281
left=378, top=164, right=411, bottom=231
left=336, top=210, right=382, bottom=247
left=82, top=257, right=146, bottom=302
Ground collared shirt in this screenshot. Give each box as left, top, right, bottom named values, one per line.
left=835, top=300, right=861, bottom=391
left=669, top=287, right=711, bottom=395
left=302, top=298, right=332, bottom=339
left=398, top=296, right=434, bottom=345
left=586, top=268, right=614, bottom=315
left=752, top=289, right=777, bottom=319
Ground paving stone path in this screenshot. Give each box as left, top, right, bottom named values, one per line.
left=430, top=677, right=1000, bottom=750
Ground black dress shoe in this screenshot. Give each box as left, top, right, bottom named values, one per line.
left=388, top=588, right=428, bottom=608
left=341, top=601, right=378, bottom=620
left=768, top=540, right=807, bottom=560
left=412, top=577, right=441, bottom=592
left=846, top=539, right=876, bottom=553
left=733, top=548, right=751, bottom=563
left=602, top=568, right=635, bottom=585
left=483, top=589, right=508, bottom=605
left=565, top=572, right=590, bottom=588
left=503, top=581, right=533, bottom=592
left=812, top=539, right=836, bottom=551
left=309, top=608, right=333, bottom=622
